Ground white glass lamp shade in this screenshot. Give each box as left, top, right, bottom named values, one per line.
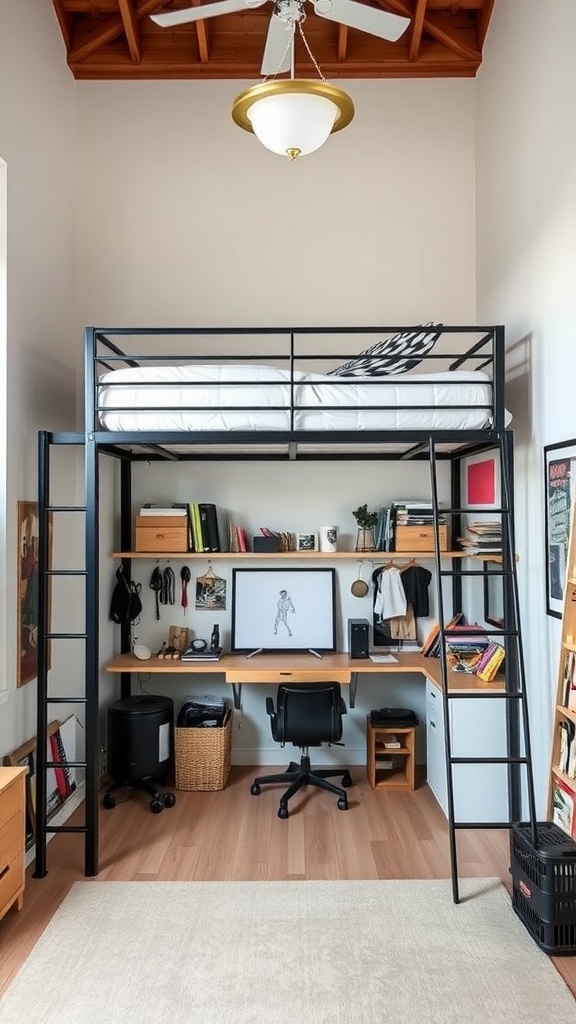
left=232, top=81, right=354, bottom=159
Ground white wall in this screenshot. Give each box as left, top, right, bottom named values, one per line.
left=72, top=76, right=477, bottom=764
left=75, top=78, right=476, bottom=326
left=0, top=1, right=77, bottom=757
left=477, top=0, right=576, bottom=811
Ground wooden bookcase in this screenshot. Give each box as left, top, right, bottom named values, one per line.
left=548, top=504, right=576, bottom=836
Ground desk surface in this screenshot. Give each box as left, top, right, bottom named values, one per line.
left=105, top=651, right=504, bottom=693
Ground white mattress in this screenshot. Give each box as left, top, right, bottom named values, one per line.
left=98, top=364, right=503, bottom=432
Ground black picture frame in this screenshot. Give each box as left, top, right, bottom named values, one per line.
left=544, top=438, right=576, bottom=618
left=231, top=567, right=337, bottom=654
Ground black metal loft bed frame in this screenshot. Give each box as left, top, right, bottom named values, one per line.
left=34, top=324, right=537, bottom=900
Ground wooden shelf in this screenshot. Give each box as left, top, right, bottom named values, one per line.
left=366, top=720, right=416, bottom=791
left=548, top=504, right=576, bottom=836
left=111, top=549, right=495, bottom=561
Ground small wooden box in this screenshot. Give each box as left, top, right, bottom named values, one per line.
left=134, top=516, right=188, bottom=553
left=394, top=525, right=448, bottom=552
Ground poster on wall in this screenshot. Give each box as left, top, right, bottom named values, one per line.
left=544, top=440, right=576, bottom=618
left=17, top=501, right=51, bottom=686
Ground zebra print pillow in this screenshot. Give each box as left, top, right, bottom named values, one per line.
left=328, top=323, right=443, bottom=377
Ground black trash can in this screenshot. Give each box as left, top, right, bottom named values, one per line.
left=104, top=695, right=176, bottom=813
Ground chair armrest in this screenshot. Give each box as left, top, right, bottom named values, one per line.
left=340, top=698, right=347, bottom=715
left=265, top=697, right=275, bottom=717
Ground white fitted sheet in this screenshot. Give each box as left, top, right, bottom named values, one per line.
left=98, top=364, right=504, bottom=432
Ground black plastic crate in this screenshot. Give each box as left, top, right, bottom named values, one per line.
left=511, top=821, right=576, bottom=954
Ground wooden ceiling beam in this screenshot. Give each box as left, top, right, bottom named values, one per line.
left=118, top=0, right=142, bottom=62
left=476, top=0, right=495, bottom=48
left=52, top=0, right=73, bottom=52
left=379, top=0, right=480, bottom=62
left=408, top=0, right=427, bottom=63
left=68, top=0, right=161, bottom=62
left=337, top=25, right=348, bottom=63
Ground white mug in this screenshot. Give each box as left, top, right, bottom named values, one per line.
left=319, top=525, right=338, bottom=553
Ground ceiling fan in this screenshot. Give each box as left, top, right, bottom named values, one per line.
left=151, top=1, right=410, bottom=76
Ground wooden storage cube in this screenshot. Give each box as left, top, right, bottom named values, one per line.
left=394, top=525, right=448, bottom=552
left=134, top=515, right=188, bottom=552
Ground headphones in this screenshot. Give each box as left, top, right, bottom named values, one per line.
left=191, top=638, right=208, bottom=652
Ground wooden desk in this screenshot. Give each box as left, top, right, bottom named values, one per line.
left=105, top=651, right=504, bottom=709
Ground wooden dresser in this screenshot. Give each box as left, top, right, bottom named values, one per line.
left=0, top=766, right=27, bottom=921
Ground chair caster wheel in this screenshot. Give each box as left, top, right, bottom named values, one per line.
left=342, top=772, right=353, bottom=788
left=337, top=797, right=348, bottom=811
left=250, top=783, right=261, bottom=796
left=278, top=804, right=289, bottom=819
left=150, top=799, right=164, bottom=813
left=163, top=793, right=176, bottom=808
left=103, top=793, right=115, bottom=809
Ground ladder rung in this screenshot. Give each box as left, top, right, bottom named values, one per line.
left=45, top=505, right=87, bottom=513
left=45, top=761, right=87, bottom=770
left=450, top=756, right=528, bottom=765
left=45, top=825, right=87, bottom=835
left=46, top=632, right=88, bottom=640
left=438, top=507, right=511, bottom=515
left=453, top=821, right=514, bottom=830
left=45, top=696, right=88, bottom=704
left=444, top=691, right=524, bottom=700
left=47, top=569, right=87, bottom=577
left=439, top=570, right=514, bottom=578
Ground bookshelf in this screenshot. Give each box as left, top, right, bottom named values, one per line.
left=548, top=503, right=576, bottom=837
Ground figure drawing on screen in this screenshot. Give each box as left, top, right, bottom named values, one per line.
left=274, top=589, right=295, bottom=636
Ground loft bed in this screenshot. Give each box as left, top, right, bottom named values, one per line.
left=35, top=322, right=530, bottom=893
left=87, top=324, right=508, bottom=460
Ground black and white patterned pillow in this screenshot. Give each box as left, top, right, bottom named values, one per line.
left=328, top=323, right=443, bottom=377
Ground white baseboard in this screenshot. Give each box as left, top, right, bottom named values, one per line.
left=25, top=782, right=86, bottom=868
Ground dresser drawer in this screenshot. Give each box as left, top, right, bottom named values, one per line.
left=0, top=779, right=22, bottom=829
left=226, top=669, right=351, bottom=684
left=0, top=811, right=22, bottom=867
left=0, top=853, right=24, bottom=917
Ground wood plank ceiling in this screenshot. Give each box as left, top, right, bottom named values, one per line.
left=53, top=0, right=497, bottom=81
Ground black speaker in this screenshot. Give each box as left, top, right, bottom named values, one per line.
left=107, top=694, right=174, bottom=784
left=348, top=618, right=370, bottom=659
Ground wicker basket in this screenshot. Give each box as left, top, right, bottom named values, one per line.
left=174, top=712, right=232, bottom=791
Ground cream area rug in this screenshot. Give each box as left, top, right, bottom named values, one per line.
left=1, top=879, right=575, bottom=1024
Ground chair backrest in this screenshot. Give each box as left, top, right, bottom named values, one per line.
left=271, top=682, right=345, bottom=747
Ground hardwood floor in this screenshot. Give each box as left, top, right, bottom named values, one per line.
left=1, top=767, right=575, bottom=1000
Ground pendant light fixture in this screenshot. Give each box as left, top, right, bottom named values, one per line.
left=231, top=8, right=354, bottom=160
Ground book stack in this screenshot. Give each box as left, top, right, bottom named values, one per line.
left=444, top=623, right=490, bottom=674
left=475, top=642, right=506, bottom=681
left=421, top=613, right=463, bottom=657
left=392, top=500, right=447, bottom=529
left=552, top=776, right=576, bottom=838
left=458, top=520, right=502, bottom=556
left=189, top=502, right=221, bottom=553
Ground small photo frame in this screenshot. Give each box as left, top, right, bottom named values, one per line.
left=296, top=532, right=318, bottom=552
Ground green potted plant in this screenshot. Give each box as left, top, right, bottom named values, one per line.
left=352, top=504, right=378, bottom=552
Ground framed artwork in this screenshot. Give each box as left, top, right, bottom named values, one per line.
left=17, top=501, right=51, bottom=687
left=296, top=532, right=318, bottom=552
left=544, top=439, right=576, bottom=618
left=231, top=567, right=336, bottom=654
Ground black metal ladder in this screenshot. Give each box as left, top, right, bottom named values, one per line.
left=428, top=430, right=538, bottom=902
left=34, top=430, right=99, bottom=877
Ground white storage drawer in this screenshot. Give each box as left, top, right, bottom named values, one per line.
left=425, top=683, right=511, bottom=823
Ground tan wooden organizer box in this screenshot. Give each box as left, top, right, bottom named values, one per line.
left=0, top=766, right=28, bottom=921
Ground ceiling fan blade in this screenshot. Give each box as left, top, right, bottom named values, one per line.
left=314, top=0, right=409, bottom=42
left=151, top=0, right=265, bottom=28
left=261, top=14, right=293, bottom=75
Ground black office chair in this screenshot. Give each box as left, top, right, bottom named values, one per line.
left=250, top=682, right=353, bottom=819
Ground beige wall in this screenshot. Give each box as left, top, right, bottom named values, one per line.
left=0, top=1, right=77, bottom=755
left=476, top=0, right=576, bottom=809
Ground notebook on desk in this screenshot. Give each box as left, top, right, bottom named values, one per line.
left=180, top=646, right=223, bottom=663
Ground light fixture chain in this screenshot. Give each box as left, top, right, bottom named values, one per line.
left=298, top=21, right=326, bottom=82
